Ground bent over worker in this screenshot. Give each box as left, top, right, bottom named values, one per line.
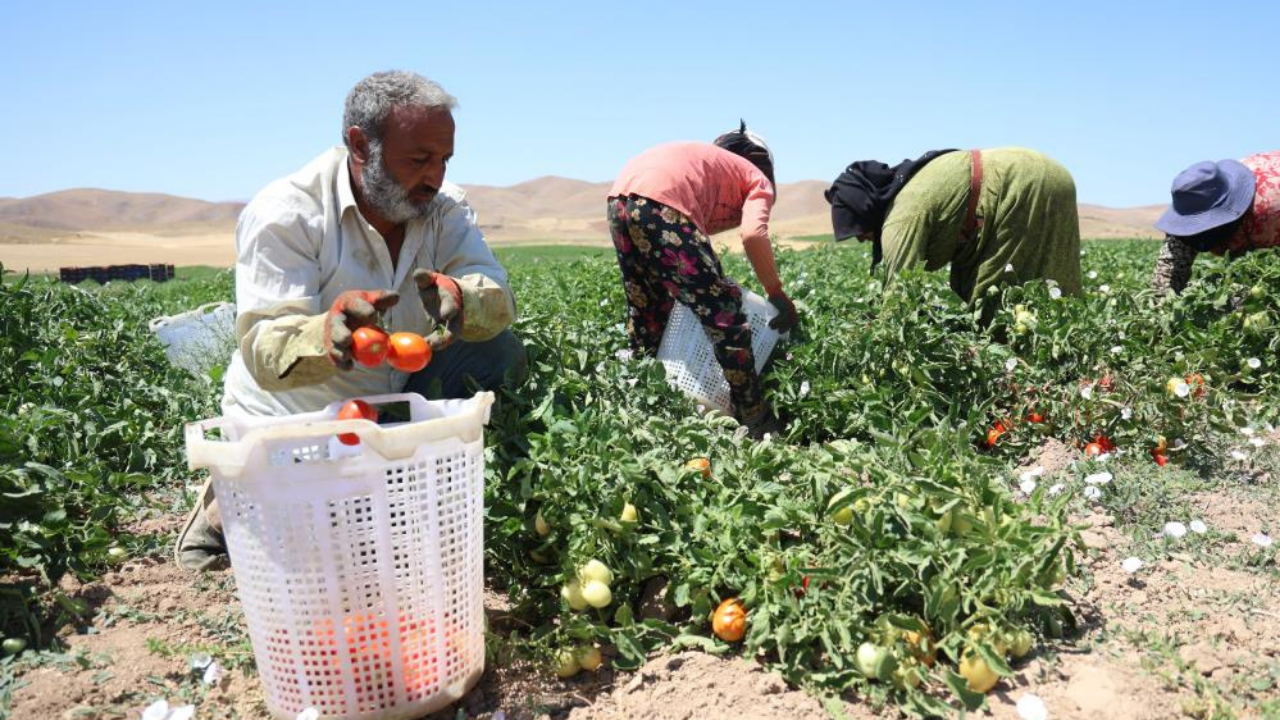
left=826, top=147, right=1082, bottom=303
left=607, top=122, right=800, bottom=437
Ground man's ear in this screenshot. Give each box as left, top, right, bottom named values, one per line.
left=346, top=126, right=370, bottom=163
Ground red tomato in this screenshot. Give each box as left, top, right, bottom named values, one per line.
left=1026, top=411, right=1044, bottom=424
left=1151, top=450, right=1169, bottom=467
left=337, top=399, right=377, bottom=445
left=351, top=326, right=390, bottom=367
left=387, top=332, right=432, bottom=373
left=1185, top=373, right=1206, bottom=398
left=1099, top=375, right=1114, bottom=393
left=1084, top=442, right=1104, bottom=457
left=1095, top=435, right=1116, bottom=452
left=986, top=427, right=1004, bottom=448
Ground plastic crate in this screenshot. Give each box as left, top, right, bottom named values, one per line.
left=185, top=392, right=493, bottom=720
left=148, top=301, right=237, bottom=375
left=656, top=288, right=782, bottom=416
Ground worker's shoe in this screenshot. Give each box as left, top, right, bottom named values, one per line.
left=175, top=478, right=229, bottom=571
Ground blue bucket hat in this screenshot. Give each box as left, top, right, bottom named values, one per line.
left=1154, top=159, right=1256, bottom=237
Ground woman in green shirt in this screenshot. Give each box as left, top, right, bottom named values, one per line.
left=825, top=148, right=1082, bottom=303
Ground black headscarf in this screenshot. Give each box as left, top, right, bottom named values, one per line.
left=714, top=120, right=776, bottom=192
left=825, top=149, right=957, bottom=269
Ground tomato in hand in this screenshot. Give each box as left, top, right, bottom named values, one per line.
left=351, top=327, right=390, bottom=367
left=336, top=399, right=377, bottom=445
left=387, top=332, right=432, bottom=372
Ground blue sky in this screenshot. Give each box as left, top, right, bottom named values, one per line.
left=1, top=0, right=1274, bottom=207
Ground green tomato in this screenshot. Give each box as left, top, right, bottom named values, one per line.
left=579, top=559, right=613, bottom=585
left=581, top=580, right=613, bottom=608
left=832, top=505, right=854, bottom=526
left=554, top=648, right=580, bottom=678
left=2, top=638, right=26, bottom=656
left=106, top=546, right=128, bottom=563
left=619, top=503, right=638, bottom=524
left=935, top=509, right=954, bottom=535
left=561, top=581, right=588, bottom=611
left=535, top=510, right=550, bottom=536
left=1250, top=284, right=1265, bottom=300
left=855, top=642, right=897, bottom=681
left=1009, top=629, right=1034, bottom=658
left=576, top=645, right=603, bottom=671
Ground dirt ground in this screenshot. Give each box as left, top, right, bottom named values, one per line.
left=5, top=437, right=1278, bottom=720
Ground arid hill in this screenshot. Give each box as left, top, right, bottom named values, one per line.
left=0, top=180, right=1165, bottom=272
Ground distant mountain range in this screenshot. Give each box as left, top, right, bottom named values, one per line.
left=0, top=180, right=1166, bottom=244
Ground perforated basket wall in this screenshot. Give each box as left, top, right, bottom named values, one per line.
left=656, top=289, right=781, bottom=415
left=186, top=393, right=492, bottom=720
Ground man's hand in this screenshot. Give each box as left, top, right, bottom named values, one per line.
left=413, top=269, right=464, bottom=350
left=326, top=290, right=399, bottom=370
left=767, top=292, right=799, bottom=333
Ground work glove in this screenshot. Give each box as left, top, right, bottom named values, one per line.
left=767, top=292, right=799, bottom=333
left=413, top=269, right=464, bottom=350
left=326, top=290, right=400, bottom=370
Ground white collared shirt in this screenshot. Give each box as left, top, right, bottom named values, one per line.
left=221, top=147, right=515, bottom=417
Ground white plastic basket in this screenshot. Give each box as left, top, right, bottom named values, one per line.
left=149, top=301, right=237, bottom=375
left=656, top=289, right=782, bottom=416
left=185, top=392, right=494, bottom=720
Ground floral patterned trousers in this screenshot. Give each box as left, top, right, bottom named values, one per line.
left=606, top=195, right=765, bottom=422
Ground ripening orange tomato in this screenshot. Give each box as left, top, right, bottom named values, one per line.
left=712, top=597, right=747, bottom=642
left=351, top=326, right=390, bottom=367
left=1084, top=442, right=1104, bottom=457
left=1026, top=411, right=1044, bottom=424
left=337, top=399, right=377, bottom=445
left=387, top=332, right=432, bottom=372
left=685, top=457, right=712, bottom=478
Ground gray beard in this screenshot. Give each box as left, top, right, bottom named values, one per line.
left=359, top=143, right=436, bottom=225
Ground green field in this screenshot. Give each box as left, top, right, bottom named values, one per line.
left=2, top=239, right=1278, bottom=718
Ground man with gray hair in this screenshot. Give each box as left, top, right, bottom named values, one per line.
left=177, top=70, right=525, bottom=571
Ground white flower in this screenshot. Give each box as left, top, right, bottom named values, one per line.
left=799, top=381, right=811, bottom=397
left=142, top=701, right=196, bottom=720
left=1121, top=407, right=1133, bottom=420
left=1080, top=385, right=1094, bottom=400
left=1099, top=284, right=1111, bottom=294
left=1231, top=450, right=1248, bottom=461
left=1020, top=478, right=1038, bottom=494
left=599, top=299, right=608, bottom=307
left=188, top=652, right=212, bottom=670
left=1087, top=270, right=1098, bottom=280
left=1240, top=426, right=1256, bottom=437
left=1084, top=486, right=1102, bottom=500
left=1110, top=345, right=1122, bottom=355
left=1085, top=472, right=1113, bottom=485
left=1163, top=521, right=1188, bottom=539
left=1121, top=557, right=1144, bottom=574
left=1189, top=520, right=1207, bottom=534
left=1250, top=437, right=1266, bottom=448
left=1048, top=483, right=1066, bottom=496
left=203, top=661, right=225, bottom=686
left=1248, top=357, right=1262, bottom=369
left=1252, top=533, right=1274, bottom=548
left=1016, top=693, right=1049, bottom=720
left=1049, top=287, right=1062, bottom=300
left=1005, top=263, right=1015, bottom=273
left=296, top=710, right=320, bottom=720
left=1005, top=358, right=1018, bottom=372
left=615, top=348, right=633, bottom=362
